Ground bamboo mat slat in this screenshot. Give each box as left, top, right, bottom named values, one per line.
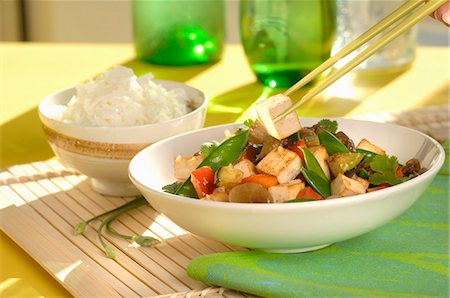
left=350, top=103, right=449, bottom=143
left=0, top=160, right=253, bottom=297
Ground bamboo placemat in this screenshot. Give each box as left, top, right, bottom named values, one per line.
left=350, top=103, right=449, bottom=143
left=0, top=159, right=257, bottom=298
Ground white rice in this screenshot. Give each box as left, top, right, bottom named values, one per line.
left=52, top=66, right=190, bottom=127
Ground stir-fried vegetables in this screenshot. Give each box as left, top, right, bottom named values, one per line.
left=163, top=118, right=425, bottom=203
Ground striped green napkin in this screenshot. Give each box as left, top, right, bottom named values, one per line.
left=187, top=141, right=449, bottom=297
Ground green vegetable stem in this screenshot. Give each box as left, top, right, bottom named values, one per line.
left=103, top=200, right=160, bottom=250
left=175, top=130, right=249, bottom=198
left=74, top=196, right=158, bottom=259
left=74, top=197, right=147, bottom=235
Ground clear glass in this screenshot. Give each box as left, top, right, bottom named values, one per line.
left=332, top=0, right=417, bottom=72
left=240, top=0, right=336, bottom=88
left=132, top=0, right=225, bottom=66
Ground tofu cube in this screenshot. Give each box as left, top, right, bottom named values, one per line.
left=256, top=94, right=302, bottom=140
left=356, top=139, right=385, bottom=155
left=204, top=187, right=229, bottom=202
left=308, top=145, right=331, bottom=181
left=256, top=146, right=302, bottom=184
left=269, top=179, right=305, bottom=203
left=234, top=159, right=257, bottom=178
left=331, top=173, right=366, bottom=197
left=354, top=176, right=370, bottom=191
left=174, top=155, right=204, bottom=180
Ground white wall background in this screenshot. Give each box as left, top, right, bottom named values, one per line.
left=2, top=0, right=241, bottom=43
left=1, top=0, right=448, bottom=46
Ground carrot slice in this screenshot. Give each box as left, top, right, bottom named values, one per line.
left=296, top=186, right=324, bottom=200
left=241, top=174, right=278, bottom=189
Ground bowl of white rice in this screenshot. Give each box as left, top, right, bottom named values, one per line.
left=38, top=66, right=207, bottom=196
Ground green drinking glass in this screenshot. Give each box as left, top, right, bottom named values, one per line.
left=132, top=0, right=225, bottom=66
left=240, top=0, right=336, bottom=88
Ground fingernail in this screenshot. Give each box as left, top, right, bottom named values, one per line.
left=443, top=12, right=450, bottom=26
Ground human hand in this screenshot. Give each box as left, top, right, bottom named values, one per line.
left=432, top=2, right=450, bottom=26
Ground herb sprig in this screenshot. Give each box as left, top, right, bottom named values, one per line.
left=369, top=155, right=403, bottom=185
left=74, top=196, right=159, bottom=258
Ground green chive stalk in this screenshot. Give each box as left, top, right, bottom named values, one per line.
left=74, top=196, right=152, bottom=258
left=105, top=203, right=160, bottom=247
left=74, top=196, right=148, bottom=235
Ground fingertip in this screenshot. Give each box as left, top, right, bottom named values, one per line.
left=443, top=12, right=450, bottom=26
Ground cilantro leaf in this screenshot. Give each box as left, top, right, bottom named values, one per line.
left=162, top=181, right=183, bottom=194
left=199, top=141, right=219, bottom=157
left=243, top=118, right=256, bottom=128
left=318, top=119, right=338, bottom=133
left=368, top=155, right=402, bottom=185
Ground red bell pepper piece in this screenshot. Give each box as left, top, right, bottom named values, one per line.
left=190, top=166, right=215, bottom=198
left=296, top=186, right=324, bottom=200
left=288, top=140, right=307, bottom=163
left=368, top=183, right=390, bottom=192
left=395, top=166, right=403, bottom=177
left=241, top=174, right=278, bottom=189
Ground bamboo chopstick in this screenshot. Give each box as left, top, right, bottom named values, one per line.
left=283, top=0, right=426, bottom=97
left=275, top=0, right=447, bottom=123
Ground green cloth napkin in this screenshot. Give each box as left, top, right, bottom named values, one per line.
left=187, top=142, right=449, bottom=297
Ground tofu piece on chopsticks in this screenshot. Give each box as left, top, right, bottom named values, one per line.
left=256, top=94, right=302, bottom=140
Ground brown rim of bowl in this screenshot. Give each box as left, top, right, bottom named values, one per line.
left=42, top=125, right=150, bottom=160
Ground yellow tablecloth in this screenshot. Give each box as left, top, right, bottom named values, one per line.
left=1, top=42, right=449, bottom=297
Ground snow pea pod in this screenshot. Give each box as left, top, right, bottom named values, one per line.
left=176, top=130, right=249, bottom=198
left=356, top=148, right=378, bottom=163
left=318, top=130, right=349, bottom=155
left=301, top=167, right=331, bottom=198
left=300, top=147, right=328, bottom=182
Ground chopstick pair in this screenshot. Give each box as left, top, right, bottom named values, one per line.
left=275, top=0, right=447, bottom=122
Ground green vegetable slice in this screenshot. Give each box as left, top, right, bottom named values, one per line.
left=318, top=130, right=350, bottom=155
left=300, top=147, right=328, bottom=182
left=327, top=152, right=365, bottom=177
left=301, top=168, right=331, bottom=198
left=174, top=130, right=249, bottom=198
left=358, top=168, right=369, bottom=179
left=299, top=128, right=320, bottom=147
left=287, top=131, right=301, bottom=144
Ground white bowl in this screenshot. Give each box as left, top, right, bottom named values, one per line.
left=129, top=118, right=444, bottom=253
left=39, top=80, right=207, bottom=197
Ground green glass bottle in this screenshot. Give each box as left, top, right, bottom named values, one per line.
left=132, top=0, right=225, bottom=66
left=240, top=0, right=336, bottom=88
